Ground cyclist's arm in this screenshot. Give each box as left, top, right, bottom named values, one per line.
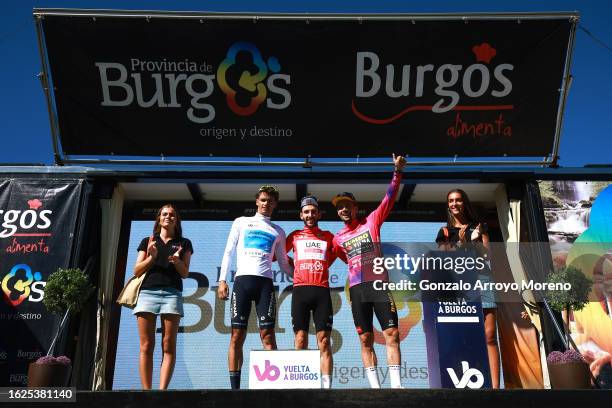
left=332, top=236, right=347, bottom=264
left=219, top=218, right=241, bottom=282
left=369, top=170, right=402, bottom=227
left=275, top=229, right=293, bottom=276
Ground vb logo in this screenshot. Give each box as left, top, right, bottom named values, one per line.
left=446, top=361, right=484, bottom=389
left=217, top=42, right=291, bottom=116
left=253, top=360, right=280, bottom=381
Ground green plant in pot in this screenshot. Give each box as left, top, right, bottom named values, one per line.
left=544, top=265, right=593, bottom=389
left=28, top=267, right=94, bottom=387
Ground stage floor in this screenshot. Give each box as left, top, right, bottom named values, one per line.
left=15, top=388, right=612, bottom=408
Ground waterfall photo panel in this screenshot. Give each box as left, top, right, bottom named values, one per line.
left=539, top=180, right=612, bottom=387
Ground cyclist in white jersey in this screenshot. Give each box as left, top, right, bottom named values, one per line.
left=217, top=185, right=293, bottom=389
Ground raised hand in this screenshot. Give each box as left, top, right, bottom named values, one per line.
left=147, top=236, right=158, bottom=259
left=470, top=223, right=482, bottom=241
left=168, top=245, right=183, bottom=264
left=392, top=153, right=407, bottom=172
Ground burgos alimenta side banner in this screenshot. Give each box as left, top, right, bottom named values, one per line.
left=0, top=180, right=82, bottom=386
left=41, top=14, right=573, bottom=158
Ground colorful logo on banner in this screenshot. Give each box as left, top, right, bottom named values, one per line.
left=0, top=199, right=53, bottom=239
left=217, top=42, right=291, bottom=116
left=1, top=264, right=45, bottom=306
left=96, top=42, right=291, bottom=124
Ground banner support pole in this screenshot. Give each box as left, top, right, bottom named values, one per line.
left=34, top=15, right=64, bottom=166
left=550, top=15, right=579, bottom=167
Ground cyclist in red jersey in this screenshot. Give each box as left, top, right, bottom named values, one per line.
left=286, top=196, right=338, bottom=388
left=332, top=154, right=406, bottom=388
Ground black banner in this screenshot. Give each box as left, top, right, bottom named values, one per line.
left=41, top=14, right=573, bottom=158
left=0, top=180, right=83, bottom=386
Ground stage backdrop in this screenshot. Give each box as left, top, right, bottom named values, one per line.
left=40, top=14, right=574, bottom=158
left=539, top=180, right=612, bottom=386
left=113, top=220, right=443, bottom=389
left=0, top=180, right=83, bottom=386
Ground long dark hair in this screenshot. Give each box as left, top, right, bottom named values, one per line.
left=446, top=189, right=480, bottom=227
left=152, top=204, right=183, bottom=238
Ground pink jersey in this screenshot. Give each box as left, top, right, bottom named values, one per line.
left=286, top=226, right=336, bottom=287
left=332, top=172, right=402, bottom=287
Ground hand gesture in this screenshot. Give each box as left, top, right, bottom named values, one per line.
left=458, top=225, right=469, bottom=243
left=470, top=223, right=482, bottom=242
left=218, top=281, right=229, bottom=300
left=587, top=351, right=611, bottom=379
left=147, top=236, right=158, bottom=259
left=392, top=153, right=407, bottom=172
left=168, top=245, right=183, bottom=264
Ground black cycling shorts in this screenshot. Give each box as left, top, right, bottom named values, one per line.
left=291, top=285, right=333, bottom=333
left=230, top=275, right=276, bottom=329
left=349, top=281, right=398, bottom=335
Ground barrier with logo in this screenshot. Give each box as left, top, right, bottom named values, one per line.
left=0, top=180, right=83, bottom=386
left=249, top=350, right=321, bottom=389
left=38, top=11, right=575, bottom=160
left=421, top=250, right=491, bottom=389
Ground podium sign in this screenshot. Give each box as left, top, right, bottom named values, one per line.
left=421, top=250, right=492, bottom=389
left=249, top=350, right=321, bottom=389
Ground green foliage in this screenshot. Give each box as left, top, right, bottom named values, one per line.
left=537, top=181, right=563, bottom=207
left=42, top=268, right=94, bottom=315
left=545, top=266, right=592, bottom=314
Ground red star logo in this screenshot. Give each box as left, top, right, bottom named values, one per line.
left=27, top=199, right=43, bottom=210
left=472, top=43, right=497, bottom=64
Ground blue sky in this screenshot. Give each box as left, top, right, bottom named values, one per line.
left=1, top=0, right=611, bottom=167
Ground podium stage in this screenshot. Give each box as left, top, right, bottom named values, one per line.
left=15, top=388, right=610, bottom=408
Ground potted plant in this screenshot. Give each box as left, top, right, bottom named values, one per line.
left=546, top=349, right=591, bottom=389
left=28, top=356, right=73, bottom=387
left=27, top=267, right=94, bottom=387
left=544, top=265, right=593, bottom=389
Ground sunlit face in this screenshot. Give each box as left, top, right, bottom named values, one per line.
left=300, top=205, right=320, bottom=227
left=336, top=200, right=358, bottom=223
left=447, top=192, right=465, bottom=219
left=256, top=192, right=278, bottom=217
left=159, top=206, right=177, bottom=230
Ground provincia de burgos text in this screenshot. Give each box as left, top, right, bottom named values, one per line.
left=371, top=254, right=572, bottom=292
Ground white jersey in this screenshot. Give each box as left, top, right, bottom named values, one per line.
left=219, top=213, right=292, bottom=281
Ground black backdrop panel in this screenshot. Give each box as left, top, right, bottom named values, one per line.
left=41, top=15, right=573, bottom=157
left=0, top=180, right=82, bottom=386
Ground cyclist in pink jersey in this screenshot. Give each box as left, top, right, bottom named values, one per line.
left=332, top=154, right=406, bottom=389
left=286, top=195, right=338, bottom=388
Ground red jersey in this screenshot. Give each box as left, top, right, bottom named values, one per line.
left=286, top=226, right=337, bottom=287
